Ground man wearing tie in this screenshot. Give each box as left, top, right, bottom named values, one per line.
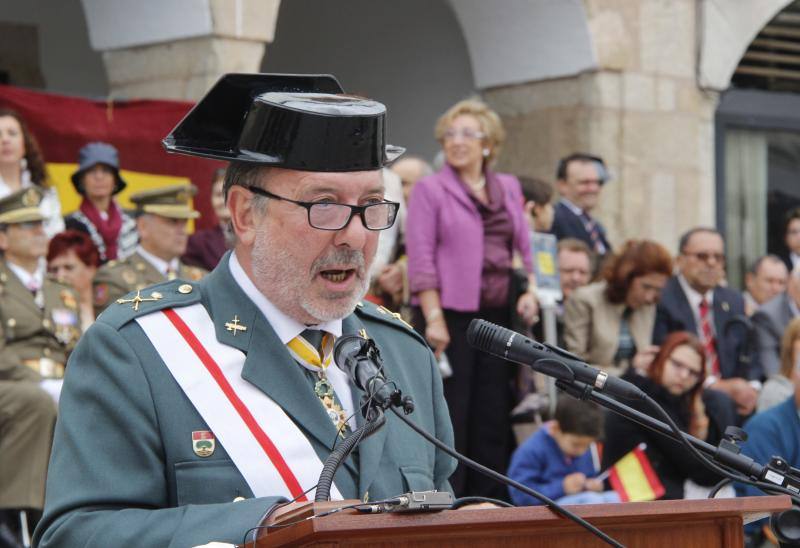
left=550, top=153, right=612, bottom=262
left=35, top=74, right=455, bottom=547
left=92, top=183, right=206, bottom=316
left=653, top=227, right=761, bottom=417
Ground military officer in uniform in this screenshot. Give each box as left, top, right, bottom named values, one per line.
left=35, top=74, right=456, bottom=548
left=0, top=188, right=78, bottom=546
left=92, top=183, right=206, bottom=316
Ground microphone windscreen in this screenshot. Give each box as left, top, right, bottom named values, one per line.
left=466, top=318, right=503, bottom=352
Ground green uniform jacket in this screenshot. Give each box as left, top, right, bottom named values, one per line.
left=35, top=253, right=455, bottom=548
left=0, top=262, right=80, bottom=381
left=93, top=251, right=206, bottom=316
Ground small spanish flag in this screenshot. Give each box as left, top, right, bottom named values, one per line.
left=607, top=443, right=665, bottom=502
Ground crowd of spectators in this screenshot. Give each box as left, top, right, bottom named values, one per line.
left=1, top=92, right=799, bottom=547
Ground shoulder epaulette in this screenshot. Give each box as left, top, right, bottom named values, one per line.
left=97, top=279, right=202, bottom=329
left=354, top=301, right=426, bottom=346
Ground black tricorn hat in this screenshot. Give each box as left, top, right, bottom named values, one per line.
left=162, top=73, right=404, bottom=172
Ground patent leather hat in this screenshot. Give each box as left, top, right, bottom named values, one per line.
left=162, top=73, right=404, bottom=171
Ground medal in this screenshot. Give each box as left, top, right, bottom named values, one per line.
left=314, top=375, right=348, bottom=435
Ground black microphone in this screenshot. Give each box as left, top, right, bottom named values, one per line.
left=334, top=335, right=397, bottom=408
left=466, top=319, right=646, bottom=401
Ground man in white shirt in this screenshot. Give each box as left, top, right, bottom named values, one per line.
left=35, top=73, right=455, bottom=548
left=92, top=183, right=206, bottom=315
left=653, top=227, right=760, bottom=417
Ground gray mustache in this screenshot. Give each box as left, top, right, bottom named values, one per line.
left=312, top=248, right=366, bottom=276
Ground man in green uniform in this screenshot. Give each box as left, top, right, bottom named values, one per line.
left=92, top=183, right=206, bottom=316
left=0, top=188, right=78, bottom=546
left=35, top=74, right=456, bottom=548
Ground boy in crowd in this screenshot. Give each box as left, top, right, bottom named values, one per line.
left=507, top=397, right=618, bottom=506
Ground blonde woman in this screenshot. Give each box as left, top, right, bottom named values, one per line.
left=406, top=99, right=537, bottom=499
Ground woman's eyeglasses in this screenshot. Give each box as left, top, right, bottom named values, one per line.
left=442, top=128, right=486, bottom=142
left=668, top=357, right=702, bottom=380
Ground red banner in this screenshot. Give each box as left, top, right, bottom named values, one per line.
left=0, top=85, right=225, bottom=229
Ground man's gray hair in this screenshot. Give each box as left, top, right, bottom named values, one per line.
left=222, top=162, right=274, bottom=243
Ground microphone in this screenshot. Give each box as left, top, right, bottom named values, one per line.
left=334, top=335, right=397, bottom=408
left=466, top=319, right=646, bottom=401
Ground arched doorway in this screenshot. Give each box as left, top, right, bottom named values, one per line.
left=716, top=1, right=800, bottom=285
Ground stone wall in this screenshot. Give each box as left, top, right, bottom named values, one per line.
left=485, top=0, right=718, bottom=253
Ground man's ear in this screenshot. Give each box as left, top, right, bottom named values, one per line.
left=228, top=186, right=258, bottom=247
left=0, top=229, right=9, bottom=252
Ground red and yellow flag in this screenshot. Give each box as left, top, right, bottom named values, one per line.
left=607, top=443, right=665, bottom=502
left=0, top=84, right=225, bottom=229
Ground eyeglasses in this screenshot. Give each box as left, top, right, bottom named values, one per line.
left=683, top=251, right=725, bottom=264
left=245, top=186, right=399, bottom=231
left=668, top=357, right=702, bottom=380
left=442, top=128, right=486, bottom=142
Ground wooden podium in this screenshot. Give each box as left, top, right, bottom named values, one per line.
left=249, top=495, right=791, bottom=547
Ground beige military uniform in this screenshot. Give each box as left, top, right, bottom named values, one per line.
left=0, top=262, right=81, bottom=382
left=93, top=182, right=207, bottom=316
left=93, top=252, right=206, bottom=316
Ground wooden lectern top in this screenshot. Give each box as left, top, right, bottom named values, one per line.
left=247, top=495, right=791, bottom=547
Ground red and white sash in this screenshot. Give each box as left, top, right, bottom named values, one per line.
left=136, top=303, right=342, bottom=501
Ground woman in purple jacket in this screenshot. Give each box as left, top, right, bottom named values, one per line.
left=406, top=99, right=538, bottom=500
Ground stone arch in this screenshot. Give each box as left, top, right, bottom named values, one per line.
left=699, top=0, right=794, bottom=90
left=445, top=0, right=596, bottom=90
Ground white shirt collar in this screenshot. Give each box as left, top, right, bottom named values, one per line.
left=136, top=245, right=179, bottom=277
left=227, top=251, right=342, bottom=344
left=791, top=252, right=800, bottom=269
left=559, top=197, right=584, bottom=216
left=677, top=273, right=714, bottom=309
left=7, top=258, right=45, bottom=290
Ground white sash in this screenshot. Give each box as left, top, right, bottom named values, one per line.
left=136, top=303, right=343, bottom=501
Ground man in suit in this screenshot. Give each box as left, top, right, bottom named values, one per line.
left=653, top=227, right=761, bottom=416
left=92, top=183, right=206, bottom=316
left=752, top=265, right=800, bottom=378
left=34, top=74, right=455, bottom=547
left=0, top=188, right=79, bottom=546
left=743, top=254, right=788, bottom=315
left=550, top=153, right=612, bottom=260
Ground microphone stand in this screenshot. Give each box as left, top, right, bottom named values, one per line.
left=314, top=381, right=415, bottom=502
left=555, top=377, right=800, bottom=545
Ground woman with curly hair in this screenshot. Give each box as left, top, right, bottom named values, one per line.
left=564, top=239, right=672, bottom=376
left=0, top=108, right=64, bottom=237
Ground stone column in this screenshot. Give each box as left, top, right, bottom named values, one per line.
left=81, top=0, right=280, bottom=101
left=484, top=0, right=718, bottom=253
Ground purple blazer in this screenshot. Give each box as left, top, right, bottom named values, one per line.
left=406, top=164, right=534, bottom=312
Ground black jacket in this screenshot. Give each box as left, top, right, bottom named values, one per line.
left=652, top=276, right=760, bottom=381
left=602, top=372, right=735, bottom=499
left=550, top=200, right=611, bottom=255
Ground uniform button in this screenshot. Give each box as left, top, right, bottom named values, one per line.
left=42, top=319, right=52, bottom=329
left=178, top=284, right=193, bottom=294
left=233, top=496, right=246, bottom=502
left=43, top=347, right=51, bottom=357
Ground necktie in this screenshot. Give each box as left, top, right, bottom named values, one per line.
left=580, top=212, right=605, bottom=254
left=699, top=299, right=720, bottom=376
left=287, top=329, right=349, bottom=436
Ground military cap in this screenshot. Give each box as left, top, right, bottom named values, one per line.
left=162, top=73, right=404, bottom=172
left=71, top=142, right=127, bottom=195
left=0, top=187, right=45, bottom=224
left=129, top=183, right=200, bottom=219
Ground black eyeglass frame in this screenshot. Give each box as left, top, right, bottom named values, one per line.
left=244, top=185, right=399, bottom=231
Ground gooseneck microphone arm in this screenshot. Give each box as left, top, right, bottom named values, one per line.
left=315, top=335, right=415, bottom=502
